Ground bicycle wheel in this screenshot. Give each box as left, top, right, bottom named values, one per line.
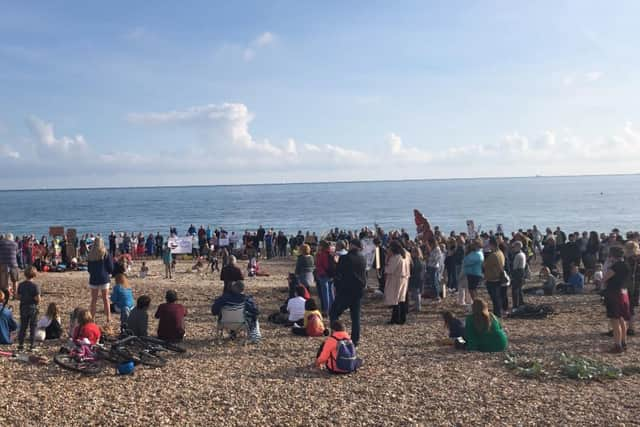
left=136, top=351, right=167, bottom=368
left=94, top=347, right=129, bottom=364
left=54, top=354, right=104, bottom=375
left=140, top=336, right=186, bottom=353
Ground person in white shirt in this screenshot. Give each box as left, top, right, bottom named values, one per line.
left=511, top=241, right=527, bottom=309
left=593, top=263, right=604, bottom=291
left=286, top=287, right=306, bottom=325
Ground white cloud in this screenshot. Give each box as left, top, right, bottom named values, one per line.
left=254, top=32, right=275, bottom=47
left=563, top=71, right=603, bottom=86
left=242, top=31, right=276, bottom=62
left=0, top=144, right=19, bottom=159
left=26, top=116, right=87, bottom=154
left=386, top=132, right=432, bottom=162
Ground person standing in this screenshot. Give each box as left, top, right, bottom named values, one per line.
left=87, top=237, right=113, bottom=324
left=17, top=266, right=40, bottom=351
left=314, top=241, right=335, bottom=315
left=295, top=244, right=315, bottom=289
left=0, top=234, right=19, bottom=300
left=108, top=232, right=117, bottom=258
left=384, top=240, right=411, bottom=324
left=155, top=232, right=164, bottom=259
left=463, top=239, right=484, bottom=301
left=510, top=241, right=526, bottom=309
left=560, top=233, right=581, bottom=282
left=483, top=238, right=505, bottom=318
left=603, top=246, right=630, bottom=353
left=330, top=239, right=366, bottom=346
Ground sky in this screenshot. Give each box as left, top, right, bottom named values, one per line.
left=1, top=0, right=640, bottom=189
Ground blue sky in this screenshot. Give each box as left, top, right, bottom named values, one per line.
left=1, top=0, right=640, bottom=188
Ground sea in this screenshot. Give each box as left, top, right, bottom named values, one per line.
left=0, top=175, right=638, bottom=238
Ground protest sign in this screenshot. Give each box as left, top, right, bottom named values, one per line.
left=167, top=237, right=193, bottom=254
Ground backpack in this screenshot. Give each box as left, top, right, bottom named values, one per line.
left=331, top=335, right=358, bottom=373
left=306, top=313, right=325, bottom=337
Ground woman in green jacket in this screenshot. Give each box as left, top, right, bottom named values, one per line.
left=465, top=299, right=508, bottom=352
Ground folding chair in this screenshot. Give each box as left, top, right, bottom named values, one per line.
left=216, top=303, right=248, bottom=345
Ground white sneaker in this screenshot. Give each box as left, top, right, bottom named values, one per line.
left=374, top=289, right=384, bottom=296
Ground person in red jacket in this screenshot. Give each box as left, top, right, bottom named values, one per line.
left=315, top=320, right=362, bottom=373
left=314, top=241, right=335, bottom=315
left=72, top=309, right=101, bottom=345
left=155, top=290, right=187, bottom=342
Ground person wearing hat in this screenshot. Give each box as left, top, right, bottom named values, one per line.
left=329, top=239, right=366, bottom=346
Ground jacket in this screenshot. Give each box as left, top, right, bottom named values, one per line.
left=211, top=292, right=259, bottom=323
left=295, top=255, right=314, bottom=275
left=315, top=330, right=350, bottom=371
left=464, top=314, right=508, bottom=352
left=0, top=306, right=17, bottom=344
left=334, top=249, right=367, bottom=299
left=87, top=255, right=114, bottom=285
left=463, top=250, right=484, bottom=277
left=384, top=253, right=411, bottom=306
left=110, top=284, right=134, bottom=310
left=483, top=250, right=505, bottom=282
left=0, top=239, right=18, bottom=268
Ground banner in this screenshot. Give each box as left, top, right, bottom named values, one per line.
left=167, top=237, right=193, bottom=254
left=218, top=238, right=230, bottom=247
left=49, top=226, right=64, bottom=237
left=466, top=220, right=477, bottom=239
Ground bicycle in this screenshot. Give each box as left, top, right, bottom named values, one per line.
left=54, top=343, right=105, bottom=375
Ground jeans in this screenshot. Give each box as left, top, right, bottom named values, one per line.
left=427, top=267, right=441, bottom=299
left=330, top=294, right=362, bottom=346
left=120, top=306, right=131, bottom=333
left=316, top=276, right=334, bottom=314
left=19, top=305, right=38, bottom=347
left=410, top=288, right=422, bottom=312
left=511, top=269, right=525, bottom=308
left=447, top=265, right=460, bottom=290
left=486, top=281, right=503, bottom=318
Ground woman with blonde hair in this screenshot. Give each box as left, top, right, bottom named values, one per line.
left=87, top=236, right=113, bottom=323
left=295, top=243, right=314, bottom=289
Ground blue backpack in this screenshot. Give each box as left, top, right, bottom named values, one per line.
left=332, top=335, right=358, bottom=373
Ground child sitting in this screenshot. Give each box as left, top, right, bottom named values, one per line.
left=557, top=265, right=584, bottom=294
left=139, top=262, right=149, bottom=279
left=110, top=274, right=135, bottom=333
left=315, top=320, right=363, bottom=374
left=0, top=292, right=17, bottom=344
left=127, top=295, right=151, bottom=336
left=441, top=311, right=465, bottom=340
left=155, top=290, right=187, bottom=342
left=292, top=298, right=327, bottom=337
left=72, top=309, right=101, bottom=345
left=286, top=285, right=308, bottom=326
left=35, top=302, right=62, bottom=341
left=593, top=263, right=604, bottom=291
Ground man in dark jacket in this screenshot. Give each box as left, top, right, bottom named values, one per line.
left=330, top=239, right=367, bottom=346
left=220, top=256, right=244, bottom=294
left=560, top=233, right=581, bottom=282
left=0, top=234, right=19, bottom=299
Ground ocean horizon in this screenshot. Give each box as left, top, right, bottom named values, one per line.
left=1, top=174, right=638, bottom=238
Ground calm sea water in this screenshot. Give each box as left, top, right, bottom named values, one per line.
left=0, top=175, right=638, bottom=238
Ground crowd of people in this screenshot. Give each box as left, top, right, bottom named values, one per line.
left=0, top=220, right=639, bottom=377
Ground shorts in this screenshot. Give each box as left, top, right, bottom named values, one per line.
left=0, top=266, right=19, bottom=290
left=605, top=288, right=631, bottom=320
left=89, top=283, right=110, bottom=291
left=467, top=275, right=482, bottom=290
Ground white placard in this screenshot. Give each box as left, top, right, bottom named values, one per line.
left=167, top=237, right=193, bottom=254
